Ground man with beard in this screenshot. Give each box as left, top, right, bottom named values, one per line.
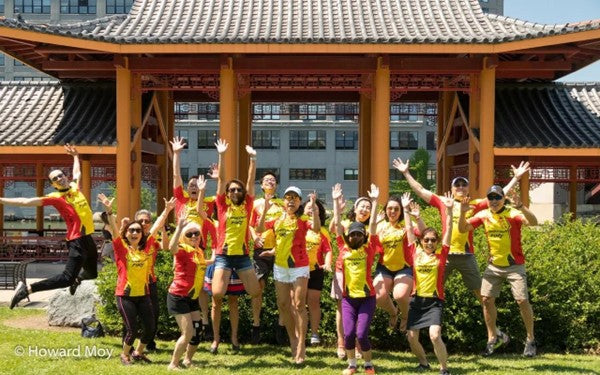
left=1, top=144, right=98, bottom=308
left=249, top=171, right=285, bottom=344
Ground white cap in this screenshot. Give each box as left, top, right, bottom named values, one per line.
left=283, top=186, right=302, bottom=198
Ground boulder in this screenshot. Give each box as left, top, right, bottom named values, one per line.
left=47, top=280, right=100, bottom=327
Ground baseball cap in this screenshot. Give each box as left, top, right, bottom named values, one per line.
left=451, top=176, right=469, bottom=186
left=283, top=186, right=302, bottom=199
left=486, top=185, right=505, bottom=197
left=347, top=222, right=366, bottom=235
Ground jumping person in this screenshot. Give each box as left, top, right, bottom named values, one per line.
left=459, top=185, right=539, bottom=357
left=332, top=183, right=381, bottom=375
left=256, top=187, right=320, bottom=364
left=304, top=198, right=332, bottom=345
left=2, top=145, right=98, bottom=308
left=98, top=193, right=174, bottom=365
left=403, top=192, right=453, bottom=375
left=210, top=139, right=261, bottom=354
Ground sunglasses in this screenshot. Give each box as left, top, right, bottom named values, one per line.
left=423, top=238, right=437, bottom=243
left=228, top=187, right=243, bottom=193
left=50, top=173, right=65, bottom=182
left=284, top=194, right=300, bottom=201
left=127, top=227, right=142, bottom=234
left=487, top=194, right=503, bottom=201
left=138, top=219, right=151, bottom=224
left=185, top=231, right=201, bottom=238
left=453, top=183, right=468, bottom=188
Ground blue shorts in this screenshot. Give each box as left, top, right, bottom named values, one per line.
left=214, top=254, right=253, bottom=272
left=375, top=263, right=413, bottom=280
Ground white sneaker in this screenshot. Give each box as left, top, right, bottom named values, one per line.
left=310, top=333, right=321, bottom=345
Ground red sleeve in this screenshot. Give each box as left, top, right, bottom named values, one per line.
left=412, top=226, right=421, bottom=238
left=216, top=193, right=226, bottom=210
left=174, top=185, right=184, bottom=201
left=405, top=242, right=416, bottom=266
left=112, top=238, right=126, bottom=261
left=250, top=206, right=260, bottom=226
left=368, top=234, right=383, bottom=257
left=41, top=196, right=61, bottom=207
left=320, top=232, right=332, bottom=254
left=428, top=194, right=444, bottom=213
left=336, top=235, right=345, bottom=250
left=440, top=244, right=450, bottom=263
left=202, top=219, right=217, bottom=248
left=467, top=214, right=484, bottom=229
left=264, top=220, right=275, bottom=230
left=472, top=199, right=489, bottom=214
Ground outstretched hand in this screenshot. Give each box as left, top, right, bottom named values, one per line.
left=207, top=163, right=218, bottom=179
left=368, top=184, right=379, bottom=201
left=401, top=192, right=412, bottom=209
left=215, top=139, right=229, bottom=154
left=196, top=175, right=207, bottom=191
left=512, top=161, right=531, bottom=180
left=392, top=158, right=409, bottom=173
left=170, top=136, right=186, bottom=153
left=64, top=143, right=78, bottom=156
left=331, top=183, right=343, bottom=201
left=263, top=193, right=274, bottom=211
left=245, top=145, right=257, bottom=158
left=441, top=191, right=454, bottom=209
left=460, top=196, right=472, bottom=213
left=164, top=197, right=176, bottom=211
left=97, top=193, right=114, bottom=210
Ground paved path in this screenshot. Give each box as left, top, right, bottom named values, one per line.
left=0, top=278, right=58, bottom=308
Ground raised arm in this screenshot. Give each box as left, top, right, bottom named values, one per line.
left=246, top=145, right=257, bottom=197
left=328, top=193, right=346, bottom=235
left=458, top=196, right=475, bottom=233
left=408, top=200, right=427, bottom=234
left=256, top=193, right=272, bottom=234
left=511, top=193, right=538, bottom=226
left=65, top=144, right=81, bottom=187
left=169, top=214, right=187, bottom=255
left=308, top=192, right=321, bottom=234
left=503, top=161, right=530, bottom=195
left=148, top=197, right=176, bottom=239
left=215, top=139, right=228, bottom=195
left=331, top=184, right=344, bottom=236
left=170, top=136, right=186, bottom=189
left=367, top=183, right=379, bottom=236
left=392, top=157, right=434, bottom=203
left=401, top=193, right=417, bottom=244
left=195, top=176, right=208, bottom=221
left=0, top=197, right=43, bottom=207
left=440, top=192, right=454, bottom=247
left=98, top=193, right=119, bottom=236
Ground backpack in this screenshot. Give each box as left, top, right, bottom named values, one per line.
left=81, top=316, right=105, bottom=338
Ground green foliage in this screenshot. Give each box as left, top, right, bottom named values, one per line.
left=96, top=214, right=600, bottom=353
left=390, top=148, right=435, bottom=206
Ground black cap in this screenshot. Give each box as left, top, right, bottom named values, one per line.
left=347, top=222, right=366, bottom=235
left=486, top=185, right=505, bottom=197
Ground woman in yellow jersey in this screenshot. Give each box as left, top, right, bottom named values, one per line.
left=257, top=186, right=320, bottom=364
left=374, top=196, right=426, bottom=332
left=403, top=192, right=453, bottom=375
left=98, top=193, right=174, bottom=365
left=303, top=198, right=333, bottom=345
left=329, top=194, right=373, bottom=359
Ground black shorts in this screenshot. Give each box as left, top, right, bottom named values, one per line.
left=253, top=248, right=274, bottom=280
left=407, top=296, right=443, bottom=330
left=307, top=268, right=325, bottom=291
left=167, top=293, right=200, bottom=316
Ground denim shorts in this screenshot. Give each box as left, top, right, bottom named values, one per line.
left=214, top=254, right=253, bottom=272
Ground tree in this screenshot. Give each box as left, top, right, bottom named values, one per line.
left=390, top=148, right=435, bottom=200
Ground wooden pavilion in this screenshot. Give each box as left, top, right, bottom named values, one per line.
left=0, top=0, right=599, bottom=224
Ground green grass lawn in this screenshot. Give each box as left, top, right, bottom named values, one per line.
left=0, top=307, right=598, bottom=374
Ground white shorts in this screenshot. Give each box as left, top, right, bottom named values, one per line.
left=273, top=264, right=310, bottom=283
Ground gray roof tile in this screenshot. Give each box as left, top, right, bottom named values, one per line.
left=1, top=0, right=598, bottom=44
left=0, top=82, right=116, bottom=146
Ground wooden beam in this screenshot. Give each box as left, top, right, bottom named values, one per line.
left=497, top=60, right=572, bottom=71
left=57, top=71, right=115, bottom=79
left=0, top=146, right=116, bottom=154
left=389, top=56, right=483, bottom=73
left=42, top=60, right=115, bottom=71
left=371, top=56, right=390, bottom=201
left=457, top=97, right=480, bottom=152
left=34, top=46, right=108, bottom=54
left=436, top=93, right=459, bottom=163
left=495, top=70, right=556, bottom=79
left=129, top=56, right=221, bottom=73
left=141, top=139, right=165, bottom=155
left=495, top=148, right=600, bottom=157
left=479, top=62, right=496, bottom=196
left=151, top=96, right=173, bottom=160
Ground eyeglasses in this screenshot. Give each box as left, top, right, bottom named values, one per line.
left=185, top=231, right=201, bottom=238
left=263, top=177, right=277, bottom=183
left=423, top=238, right=437, bottom=243
left=453, top=183, right=468, bottom=188
left=284, top=194, right=300, bottom=201
left=138, top=219, right=151, bottom=224
left=487, top=194, right=503, bottom=201
left=228, top=187, right=243, bottom=193
left=127, top=227, right=142, bottom=234
left=50, top=173, right=64, bottom=182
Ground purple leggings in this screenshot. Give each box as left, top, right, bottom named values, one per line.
left=342, top=295, right=376, bottom=351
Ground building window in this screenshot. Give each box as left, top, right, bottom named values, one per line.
left=289, top=168, right=326, bottom=180
left=12, top=76, right=25, bottom=81
left=14, top=0, right=50, bottom=13
left=289, top=104, right=327, bottom=120
left=255, top=168, right=280, bottom=182
left=335, top=130, right=358, bottom=150
left=0, top=0, right=4, bottom=13
left=426, top=131, right=436, bottom=150
left=175, top=130, right=189, bottom=149
left=335, top=103, right=358, bottom=121
left=60, top=0, right=96, bottom=14
left=425, top=104, right=437, bottom=127
left=390, top=104, right=419, bottom=122
left=344, top=169, right=359, bottom=180
left=197, top=103, right=219, bottom=120
left=390, top=169, right=403, bottom=181
left=427, top=169, right=436, bottom=181
left=197, top=130, right=219, bottom=149
left=180, top=168, right=189, bottom=183
left=289, top=130, right=326, bottom=149
left=175, top=103, right=190, bottom=120
left=390, top=131, right=418, bottom=150
left=0, top=55, right=4, bottom=66
left=106, top=0, right=132, bottom=14
left=253, top=104, right=280, bottom=120
left=14, top=60, right=24, bottom=66
left=252, top=130, right=280, bottom=149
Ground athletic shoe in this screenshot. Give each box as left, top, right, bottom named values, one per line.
left=415, top=363, right=431, bottom=371
left=342, top=366, right=357, bottom=375
left=275, top=324, right=287, bottom=345
left=440, top=369, right=451, bottom=375
left=336, top=346, right=347, bottom=360
left=69, top=278, right=80, bottom=296
left=364, top=365, right=376, bottom=374
left=146, top=340, right=157, bottom=351
left=251, top=325, right=261, bottom=345
left=523, top=339, right=537, bottom=357
left=482, top=331, right=510, bottom=357
left=10, top=281, right=28, bottom=309
left=310, top=333, right=321, bottom=345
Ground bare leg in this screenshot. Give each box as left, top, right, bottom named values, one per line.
left=211, top=268, right=232, bottom=350
left=392, top=276, right=412, bottom=331
left=429, top=325, right=448, bottom=371
left=251, top=278, right=266, bottom=326
left=482, top=296, right=498, bottom=342
left=229, top=296, right=240, bottom=346
left=374, top=275, right=397, bottom=327
left=237, top=268, right=260, bottom=298
left=307, top=288, right=322, bottom=336
left=291, top=276, right=309, bottom=363
left=183, top=310, right=202, bottom=365
left=336, top=300, right=345, bottom=357
left=275, top=281, right=296, bottom=358
left=516, top=299, right=535, bottom=341
left=407, top=329, right=428, bottom=366
left=168, top=313, right=193, bottom=370
left=199, top=290, right=210, bottom=324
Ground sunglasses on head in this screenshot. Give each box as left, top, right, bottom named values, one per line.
left=487, top=194, right=503, bottom=201
left=228, top=187, right=243, bottom=193
left=51, top=173, right=65, bottom=182
left=138, top=219, right=151, bottom=224
left=185, top=231, right=201, bottom=238
left=423, top=237, right=437, bottom=243
left=128, top=227, right=142, bottom=234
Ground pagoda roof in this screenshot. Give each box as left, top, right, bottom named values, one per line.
left=1, top=0, right=599, bottom=45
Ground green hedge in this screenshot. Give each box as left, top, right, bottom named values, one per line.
left=96, top=213, right=600, bottom=353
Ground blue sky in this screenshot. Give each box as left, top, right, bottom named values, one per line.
left=504, top=0, right=600, bottom=82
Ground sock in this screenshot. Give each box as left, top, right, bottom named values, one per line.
left=348, top=358, right=357, bottom=367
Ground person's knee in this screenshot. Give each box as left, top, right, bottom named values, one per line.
left=429, top=331, right=441, bottom=343
left=516, top=299, right=530, bottom=307
left=277, top=298, right=291, bottom=311
left=482, top=296, right=494, bottom=306
left=189, top=321, right=202, bottom=346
